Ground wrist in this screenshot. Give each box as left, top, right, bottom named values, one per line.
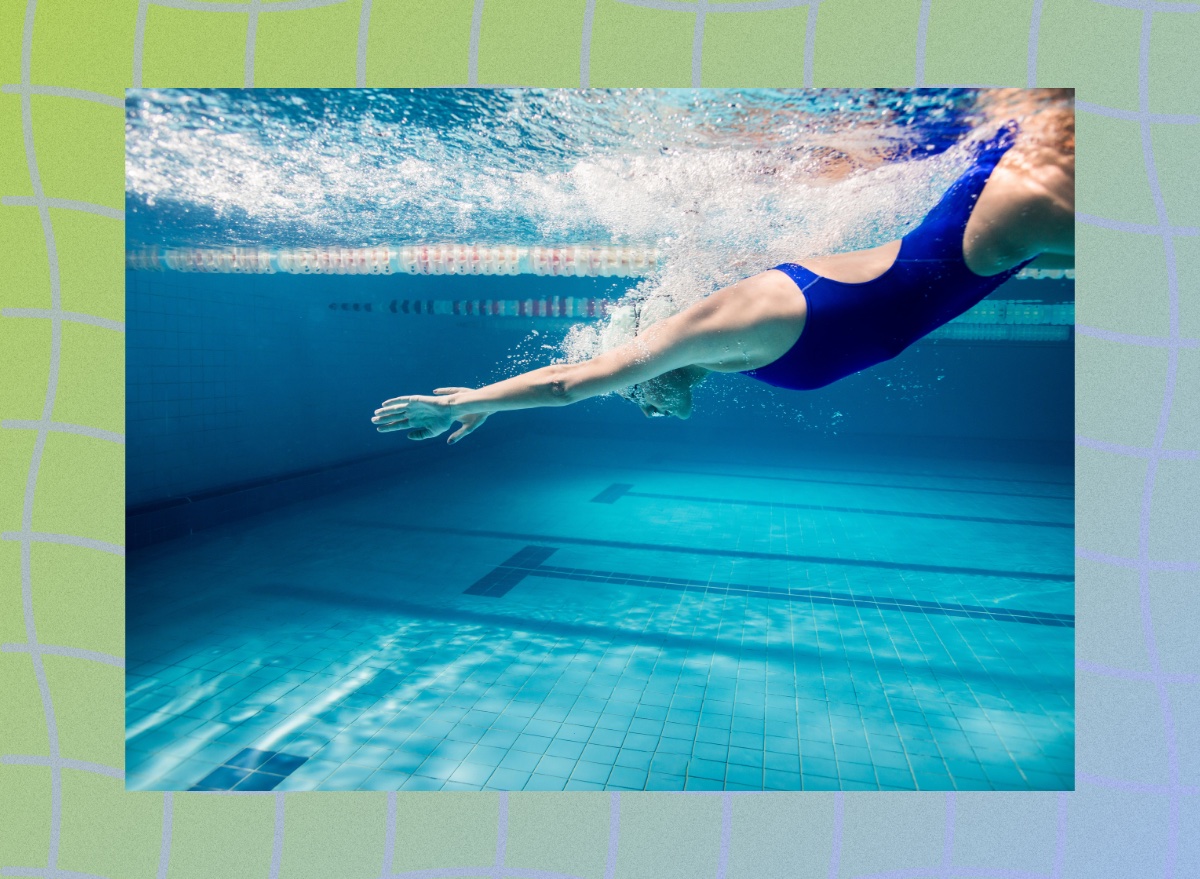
left=444, top=392, right=469, bottom=419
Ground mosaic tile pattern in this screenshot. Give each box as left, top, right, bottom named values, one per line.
left=127, top=436, right=1073, bottom=793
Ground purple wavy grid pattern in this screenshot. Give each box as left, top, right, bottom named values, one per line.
left=0, top=0, right=1196, bottom=877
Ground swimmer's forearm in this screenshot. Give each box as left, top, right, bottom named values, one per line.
left=446, top=365, right=579, bottom=417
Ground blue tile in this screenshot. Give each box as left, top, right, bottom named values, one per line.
left=381, top=751, right=425, bottom=774
left=615, top=749, right=653, bottom=771
left=478, top=728, right=519, bottom=749
left=224, top=748, right=275, bottom=770
left=835, top=744, right=873, bottom=766
left=581, top=744, right=619, bottom=765
left=512, top=734, right=552, bottom=754
left=729, top=731, right=765, bottom=750
left=190, top=765, right=251, bottom=791
left=688, top=759, right=726, bottom=782
left=875, top=766, right=916, bottom=789
left=608, top=765, right=648, bottom=790
left=228, top=768, right=282, bottom=791
left=685, top=776, right=724, bottom=791
left=545, top=739, right=585, bottom=760
left=764, top=752, right=800, bottom=773
left=596, top=713, right=632, bottom=732
left=535, top=755, right=577, bottom=779
left=802, top=756, right=839, bottom=779
left=692, top=742, right=728, bottom=763
left=727, top=747, right=764, bottom=769
left=589, top=727, right=626, bottom=748
left=837, top=761, right=877, bottom=785
left=571, top=761, right=611, bottom=784
left=623, top=732, right=658, bottom=752
left=764, top=769, right=802, bottom=790
left=726, top=763, right=763, bottom=787
left=634, top=704, right=668, bottom=721
left=651, top=753, right=689, bottom=776
left=523, top=773, right=567, bottom=791
left=430, top=740, right=474, bottom=762
left=645, top=772, right=686, bottom=791
left=499, top=750, right=541, bottom=772
left=524, top=719, right=561, bottom=738
left=486, top=768, right=532, bottom=790
left=563, top=779, right=606, bottom=791
left=555, top=724, right=591, bottom=743
left=492, top=713, right=530, bottom=732
left=400, top=773, right=442, bottom=791
left=628, top=718, right=665, bottom=737
left=695, top=727, right=730, bottom=746
left=801, top=774, right=841, bottom=791
left=323, top=763, right=376, bottom=789
left=414, top=757, right=459, bottom=781
left=449, top=762, right=495, bottom=786
left=466, top=745, right=508, bottom=767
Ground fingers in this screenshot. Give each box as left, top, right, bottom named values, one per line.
left=376, top=405, right=408, bottom=421
left=372, top=410, right=408, bottom=428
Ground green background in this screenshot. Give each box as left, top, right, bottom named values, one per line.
left=2, top=0, right=1198, bottom=876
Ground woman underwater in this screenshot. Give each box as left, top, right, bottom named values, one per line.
left=372, top=99, right=1074, bottom=442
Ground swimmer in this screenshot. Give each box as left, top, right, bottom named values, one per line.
left=372, top=110, right=1073, bottom=443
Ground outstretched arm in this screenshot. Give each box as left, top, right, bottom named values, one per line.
left=372, top=297, right=723, bottom=442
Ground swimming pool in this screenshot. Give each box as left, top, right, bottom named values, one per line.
left=124, top=88, right=1074, bottom=791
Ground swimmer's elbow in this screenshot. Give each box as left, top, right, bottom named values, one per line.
left=545, top=365, right=580, bottom=406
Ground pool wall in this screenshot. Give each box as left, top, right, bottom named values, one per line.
left=127, top=269, right=1072, bottom=546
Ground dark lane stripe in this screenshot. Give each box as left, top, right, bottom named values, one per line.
left=645, top=454, right=1074, bottom=488
left=633, top=465, right=1073, bottom=502
left=465, top=546, right=558, bottom=597
left=462, top=547, right=1072, bottom=628
left=345, top=520, right=1075, bottom=583
left=624, top=489, right=1073, bottom=529
left=591, top=483, right=633, bottom=504
left=531, top=565, right=1073, bottom=627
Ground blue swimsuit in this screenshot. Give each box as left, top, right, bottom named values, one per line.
left=740, top=122, right=1037, bottom=391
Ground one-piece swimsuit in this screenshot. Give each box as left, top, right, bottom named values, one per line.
left=740, top=121, right=1038, bottom=391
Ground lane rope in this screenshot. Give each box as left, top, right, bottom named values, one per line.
left=126, top=244, right=1075, bottom=281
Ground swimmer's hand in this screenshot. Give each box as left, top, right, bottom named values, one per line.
left=372, top=387, right=490, bottom=445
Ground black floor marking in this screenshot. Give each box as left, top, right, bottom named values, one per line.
left=189, top=748, right=308, bottom=791
left=351, top=521, right=1074, bottom=583
left=617, top=488, right=1072, bottom=529
left=628, top=465, right=1073, bottom=502
left=464, top=545, right=559, bottom=597
left=644, top=454, right=1074, bottom=488
left=461, top=549, right=1072, bottom=627
left=591, top=483, right=633, bottom=504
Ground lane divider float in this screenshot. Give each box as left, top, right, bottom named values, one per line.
left=126, top=244, right=1074, bottom=282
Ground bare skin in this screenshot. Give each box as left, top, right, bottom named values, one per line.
left=373, top=114, right=1074, bottom=441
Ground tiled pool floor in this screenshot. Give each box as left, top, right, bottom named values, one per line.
left=126, top=434, right=1074, bottom=791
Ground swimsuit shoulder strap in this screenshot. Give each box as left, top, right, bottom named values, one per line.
left=900, top=120, right=1020, bottom=262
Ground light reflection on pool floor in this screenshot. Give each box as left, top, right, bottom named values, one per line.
left=125, top=434, right=1074, bottom=791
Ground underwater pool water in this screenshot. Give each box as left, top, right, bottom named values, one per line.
left=125, top=88, right=1074, bottom=791
left=126, top=431, right=1072, bottom=792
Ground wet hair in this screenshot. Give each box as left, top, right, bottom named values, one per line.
left=605, top=295, right=689, bottom=409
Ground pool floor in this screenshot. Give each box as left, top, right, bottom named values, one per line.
left=125, top=432, right=1074, bottom=791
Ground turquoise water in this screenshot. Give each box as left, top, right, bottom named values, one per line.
left=125, top=88, right=1074, bottom=791
left=127, top=432, right=1072, bottom=792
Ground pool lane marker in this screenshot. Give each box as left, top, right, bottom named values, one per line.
left=594, top=484, right=1072, bottom=529
left=462, top=544, right=1073, bottom=627
left=352, top=520, right=1074, bottom=583
left=188, top=747, right=308, bottom=792
left=125, top=244, right=1075, bottom=282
